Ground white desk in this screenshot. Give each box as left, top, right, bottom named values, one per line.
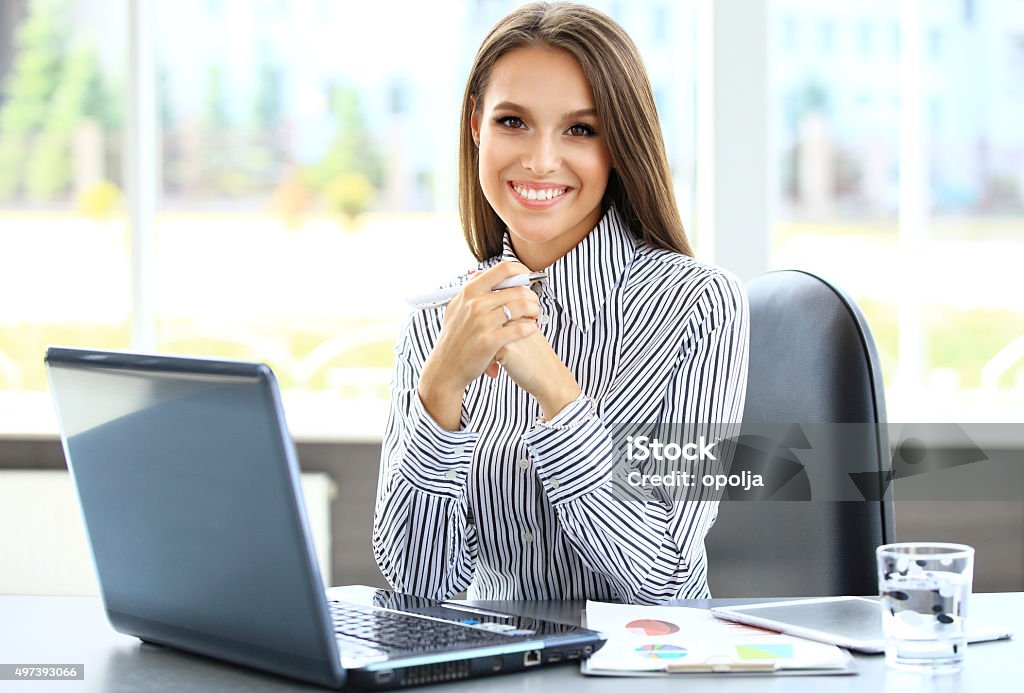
left=1, top=593, right=1020, bottom=691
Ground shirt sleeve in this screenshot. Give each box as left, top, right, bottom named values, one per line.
left=522, top=271, right=750, bottom=604
left=371, top=313, right=479, bottom=600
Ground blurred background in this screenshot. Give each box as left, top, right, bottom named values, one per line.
left=0, top=0, right=1022, bottom=593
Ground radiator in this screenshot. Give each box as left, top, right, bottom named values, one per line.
left=0, top=469, right=334, bottom=595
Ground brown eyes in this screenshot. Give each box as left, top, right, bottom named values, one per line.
left=494, top=116, right=598, bottom=138
left=566, top=124, right=597, bottom=137
left=496, top=116, right=526, bottom=129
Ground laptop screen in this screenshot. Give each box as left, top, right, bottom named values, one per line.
left=47, top=350, right=343, bottom=685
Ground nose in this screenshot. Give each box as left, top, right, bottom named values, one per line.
left=521, top=133, right=561, bottom=176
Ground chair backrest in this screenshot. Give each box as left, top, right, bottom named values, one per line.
left=705, top=270, right=895, bottom=597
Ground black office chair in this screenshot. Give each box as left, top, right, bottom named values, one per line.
left=704, top=269, right=895, bottom=597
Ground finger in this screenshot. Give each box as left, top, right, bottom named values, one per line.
left=494, top=303, right=514, bottom=327
left=501, top=298, right=542, bottom=321
left=464, top=261, right=532, bottom=294
left=493, top=304, right=540, bottom=329
left=493, top=284, right=540, bottom=303
left=495, top=319, right=538, bottom=345
left=475, top=285, right=538, bottom=313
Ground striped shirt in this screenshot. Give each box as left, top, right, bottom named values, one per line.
left=373, top=206, right=749, bottom=604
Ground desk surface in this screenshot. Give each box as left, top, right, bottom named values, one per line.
left=1, top=593, right=1021, bottom=691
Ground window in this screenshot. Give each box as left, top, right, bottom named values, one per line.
left=819, top=19, right=836, bottom=54
left=929, top=27, right=943, bottom=61
left=783, top=16, right=798, bottom=52
left=0, top=0, right=128, bottom=429
left=858, top=20, right=874, bottom=56
left=652, top=4, right=670, bottom=44
left=770, top=0, right=1024, bottom=422
left=0, top=0, right=700, bottom=438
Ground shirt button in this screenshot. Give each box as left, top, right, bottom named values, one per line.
left=517, top=458, right=531, bottom=471
left=445, top=469, right=459, bottom=481
left=537, top=314, right=551, bottom=326
left=549, top=478, right=560, bottom=491
left=523, top=532, right=534, bottom=543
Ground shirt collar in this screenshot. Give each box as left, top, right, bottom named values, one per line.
left=500, top=205, right=637, bottom=333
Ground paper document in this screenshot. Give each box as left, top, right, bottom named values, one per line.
left=582, top=601, right=855, bottom=677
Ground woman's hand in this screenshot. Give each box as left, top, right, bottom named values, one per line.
left=419, top=262, right=541, bottom=430
left=492, top=332, right=581, bottom=421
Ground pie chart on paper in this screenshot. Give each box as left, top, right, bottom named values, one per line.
left=634, top=643, right=688, bottom=660
left=625, top=619, right=680, bottom=636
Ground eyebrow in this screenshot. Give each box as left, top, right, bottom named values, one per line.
left=490, top=101, right=598, bottom=121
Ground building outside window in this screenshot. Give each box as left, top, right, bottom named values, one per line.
left=0, top=0, right=1021, bottom=437
left=771, top=0, right=1024, bottom=423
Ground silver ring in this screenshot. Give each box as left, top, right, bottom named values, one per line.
left=502, top=305, right=512, bottom=322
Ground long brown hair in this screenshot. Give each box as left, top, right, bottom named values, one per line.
left=458, top=1, right=692, bottom=262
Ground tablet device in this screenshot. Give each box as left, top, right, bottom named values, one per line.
left=711, top=596, right=1014, bottom=653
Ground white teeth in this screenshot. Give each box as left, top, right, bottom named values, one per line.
left=513, top=184, right=568, bottom=202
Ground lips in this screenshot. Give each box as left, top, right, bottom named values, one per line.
left=508, top=181, right=573, bottom=208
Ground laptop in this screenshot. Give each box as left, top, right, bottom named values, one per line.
left=711, top=596, right=1014, bottom=653
left=45, top=347, right=605, bottom=689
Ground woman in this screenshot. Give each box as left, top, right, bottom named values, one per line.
left=373, top=2, right=749, bottom=604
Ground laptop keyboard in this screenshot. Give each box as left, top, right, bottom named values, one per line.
left=328, top=601, right=521, bottom=655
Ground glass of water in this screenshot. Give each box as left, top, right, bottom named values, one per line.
left=876, top=542, right=975, bottom=673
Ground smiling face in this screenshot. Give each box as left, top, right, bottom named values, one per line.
left=470, top=46, right=612, bottom=269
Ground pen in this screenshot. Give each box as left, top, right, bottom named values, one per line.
left=406, top=271, right=547, bottom=310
